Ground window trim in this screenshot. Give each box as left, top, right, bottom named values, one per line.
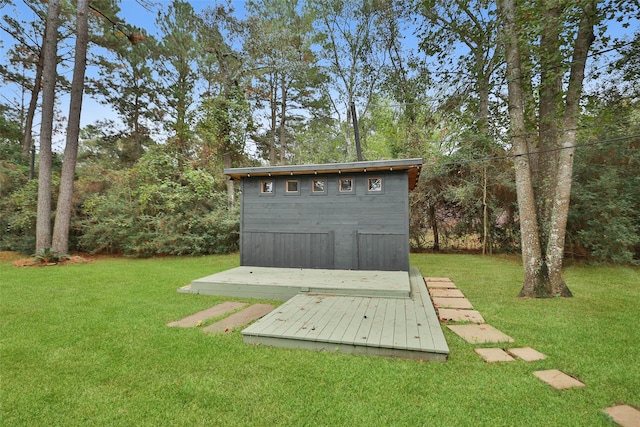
left=367, top=177, right=383, bottom=194
left=260, top=179, right=275, bottom=195
left=285, top=179, right=300, bottom=195
left=338, top=177, right=354, bottom=194
left=311, top=177, right=328, bottom=195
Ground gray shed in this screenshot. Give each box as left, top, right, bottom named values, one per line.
left=224, top=158, right=422, bottom=272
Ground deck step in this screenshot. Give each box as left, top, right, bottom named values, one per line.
left=188, top=266, right=411, bottom=300
left=203, top=303, right=275, bottom=334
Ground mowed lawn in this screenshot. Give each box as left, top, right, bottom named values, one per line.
left=1, top=253, right=638, bottom=426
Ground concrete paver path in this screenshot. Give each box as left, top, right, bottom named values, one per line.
left=432, top=297, right=473, bottom=309
left=507, top=347, right=546, bottom=362
left=447, top=324, right=514, bottom=344
left=429, top=288, right=465, bottom=298
left=437, top=308, right=485, bottom=323
left=168, top=302, right=248, bottom=327
left=475, top=348, right=515, bottom=363
left=533, top=369, right=585, bottom=390
left=604, top=405, right=640, bottom=427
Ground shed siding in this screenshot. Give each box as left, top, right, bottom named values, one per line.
left=240, top=170, right=410, bottom=271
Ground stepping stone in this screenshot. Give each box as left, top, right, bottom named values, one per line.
left=203, top=303, right=275, bottom=334
left=447, top=324, right=514, bottom=344
left=425, top=280, right=457, bottom=289
left=507, top=347, right=547, bottom=362
left=437, top=308, right=485, bottom=323
left=475, top=348, right=515, bottom=363
left=424, top=277, right=453, bottom=282
left=604, top=405, right=640, bottom=427
left=432, top=297, right=473, bottom=309
left=533, top=369, right=585, bottom=390
left=429, top=288, right=465, bottom=298
left=167, top=301, right=248, bottom=327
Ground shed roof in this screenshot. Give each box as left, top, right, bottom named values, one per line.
left=224, top=158, right=423, bottom=190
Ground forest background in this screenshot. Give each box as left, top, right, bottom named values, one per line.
left=1, top=0, right=638, bottom=264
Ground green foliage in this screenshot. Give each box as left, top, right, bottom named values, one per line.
left=0, top=176, right=38, bottom=253
left=32, top=247, right=68, bottom=263
left=568, top=89, right=640, bottom=264
left=1, top=116, right=37, bottom=253
left=79, top=147, right=239, bottom=256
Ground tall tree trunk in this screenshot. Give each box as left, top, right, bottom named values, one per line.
left=545, top=0, right=596, bottom=294
left=482, top=165, right=488, bottom=255
left=499, top=0, right=595, bottom=297
left=52, top=0, right=89, bottom=255
left=35, top=0, right=61, bottom=253
left=22, top=49, right=44, bottom=161
left=536, top=2, right=563, bottom=253
left=279, top=76, right=287, bottom=165
left=498, top=0, right=549, bottom=297
left=429, top=204, right=439, bottom=251
left=224, top=151, right=234, bottom=208
left=269, top=74, right=277, bottom=165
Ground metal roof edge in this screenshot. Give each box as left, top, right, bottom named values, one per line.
left=224, top=158, right=423, bottom=178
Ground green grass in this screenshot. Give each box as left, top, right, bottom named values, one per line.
left=1, top=253, right=638, bottom=426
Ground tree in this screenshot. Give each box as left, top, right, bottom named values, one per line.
left=197, top=5, right=252, bottom=205
left=155, top=0, right=200, bottom=160
left=497, top=0, right=599, bottom=297
left=417, top=0, right=506, bottom=255
left=88, top=11, right=158, bottom=162
left=309, top=0, right=387, bottom=160
left=51, top=0, right=89, bottom=255
left=0, top=3, right=44, bottom=161
left=34, top=0, right=60, bottom=253
left=245, top=0, right=325, bottom=165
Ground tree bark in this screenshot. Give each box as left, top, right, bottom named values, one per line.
left=279, top=75, right=287, bottom=165
left=224, top=151, right=234, bottom=208
left=22, top=49, right=43, bottom=162
left=52, top=0, right=90, bottom=255
left=269, top=73, right=277, bottom=165
left=499, top=0, right=595, bottom=297
left=429, top=204, right=439, bottom=251
left=35, top=0, right=61, bottom=253
left=537, top=1, right=563, bottom=252
left=498, top=0, right=549, bottom=297
left=545, top=0, right=596, bottom=295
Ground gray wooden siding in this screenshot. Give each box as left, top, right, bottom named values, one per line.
left=241, top=231, right=335, bottom=269
left=240, top=171, right=410, bottom=271
left=357, top=232, right=408, bottom=271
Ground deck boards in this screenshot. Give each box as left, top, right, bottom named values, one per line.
left=242, top=267, right=449, bottom=360
left=185, top=266, right=411, bottom=300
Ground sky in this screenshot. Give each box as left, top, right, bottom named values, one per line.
left=1, top=0, right=248, bottom=149
left=1, top=0, right=638, bottom=151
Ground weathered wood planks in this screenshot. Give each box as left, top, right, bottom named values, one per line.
left=242, top=267, right=449, bottom=361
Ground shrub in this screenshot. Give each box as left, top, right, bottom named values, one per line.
left=79, top=148, right=239, bottom=256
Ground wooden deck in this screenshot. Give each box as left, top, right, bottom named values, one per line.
left=241, top=267, right=449, bottom=361
left=183, top=266, right=411, bottom=300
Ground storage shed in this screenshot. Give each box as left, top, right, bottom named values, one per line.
left=224, top=158, right=422, bottom=272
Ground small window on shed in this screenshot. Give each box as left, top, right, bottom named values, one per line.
left=312, top=179, right=326, bottom=193
left=368, top=177, right=382, bottom=192
left=286, top=180, right=299, bottom=193
left=339, top=177, right=353, bottom=193
left=261, top=180, right=274, bottom=193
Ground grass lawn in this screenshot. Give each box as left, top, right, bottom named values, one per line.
left=1, top=252, right=638, bottom=426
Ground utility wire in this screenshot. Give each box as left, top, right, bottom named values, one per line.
left=427, top=132, right=640, bottom=168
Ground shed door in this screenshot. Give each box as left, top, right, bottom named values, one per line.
left=242, top=231, right=335, bottom=269
left=357, top=232, right=408, bottom=271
